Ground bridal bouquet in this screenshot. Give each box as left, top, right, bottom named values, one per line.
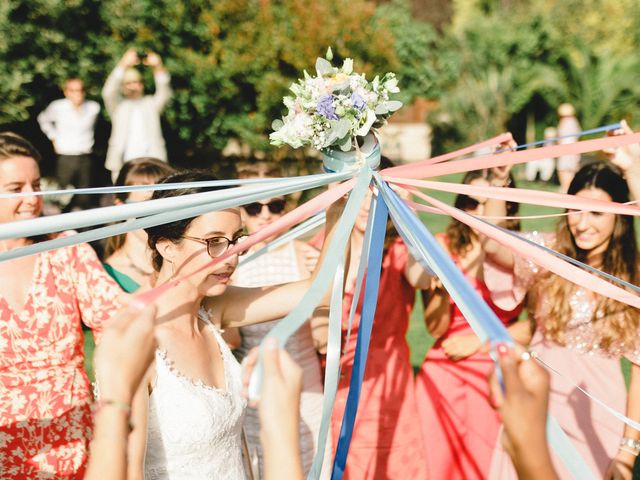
left=270, top=48, right=402, bottom=152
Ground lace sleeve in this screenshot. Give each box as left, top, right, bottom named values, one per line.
left=484, top=231, right=555, bottom=312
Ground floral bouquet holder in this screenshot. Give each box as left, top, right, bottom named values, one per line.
left=270, top=48, right=400, bottom=173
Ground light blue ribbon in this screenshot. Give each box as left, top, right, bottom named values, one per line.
left=0, top=174, right=350, bottom=262
left=331, top=192, right=388, bottom=480
left=0, top=172, right=344, bottom=199
left=240, top=212, right=325, bottom=267
left=247, top=168, right=372, bottom=400
left=308, top=199, right=377, bottom=480
left=0, top=172, right=352, bottom=242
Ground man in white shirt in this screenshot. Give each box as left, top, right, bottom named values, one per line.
left=37, top=77, right=100, bottom=209
left=102, top=49, right=172, bottom=182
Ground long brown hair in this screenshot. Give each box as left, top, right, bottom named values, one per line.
left=540, top=162, right=639, bottom=350
left=445, top=170, right=520, bottom=255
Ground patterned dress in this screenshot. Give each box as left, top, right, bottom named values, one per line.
left=0, top=239, right=122, bottom=479
left=233, top=241, right=331, bottom=479
left=331, top=238, right=427, bottom=479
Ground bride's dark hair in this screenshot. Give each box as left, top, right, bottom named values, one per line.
left=145, top=171, right=228, bottom=271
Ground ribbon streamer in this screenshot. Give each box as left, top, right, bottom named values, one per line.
left=0, top=175, right=294, bottom=199
left=0, top=172, right=351, bottom=241
left=386, top=132, right=640, bottom=179
left=245, top=168, right=372, bottom=400
left=331, top=192, right=388, bottom=480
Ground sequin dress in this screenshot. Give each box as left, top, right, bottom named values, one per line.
left=489, top=232, right=640, bottom=479
left=0, top=238, right=122, bottom=479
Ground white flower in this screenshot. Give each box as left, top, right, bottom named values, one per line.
left=384, top=76, right=399, bottom=93
left=270, top=112, right=314, bottom=148
left=342, top=58, right=354, bottom=75
left=355, top=108, right=377, bottom=136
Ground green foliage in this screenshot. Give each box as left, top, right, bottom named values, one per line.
left=431, top=0, right=640, bottom=152
left=2, top=0, right=434, bottom=164
left=3, top=0, right=638, bottom=162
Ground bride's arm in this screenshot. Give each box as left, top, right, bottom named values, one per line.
left=209, top=194, right=348, bottom=328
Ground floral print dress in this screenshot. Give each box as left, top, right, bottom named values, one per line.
left=0, top=239, right=122, bottom=479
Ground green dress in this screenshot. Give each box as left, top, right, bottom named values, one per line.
left=102, top=263, right=141, bottom=293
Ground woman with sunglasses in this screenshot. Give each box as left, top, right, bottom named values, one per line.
left=125, top=170, right=343, bottom=480
left=227, top=161, right=330, bottom=479
left=414, top=166, right=529, bottom=480
left=487, top=127, right=640, bottom=480
left=103, top=158, right=175, bottom=292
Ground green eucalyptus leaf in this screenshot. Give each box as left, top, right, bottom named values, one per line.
left=385, top=100, right=403, bottom=112
left=374, top=104, right=389, bottom=115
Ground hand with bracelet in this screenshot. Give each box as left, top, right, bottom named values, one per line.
left=85, top=302, right=158, bottom=480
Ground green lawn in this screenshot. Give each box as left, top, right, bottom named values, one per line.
left=83, top=172, right=631, bottom=384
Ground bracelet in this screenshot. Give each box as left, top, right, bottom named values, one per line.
left=619, top=437, right=640, bottom=456
left=93, top=399, right=133, bottom=432
left=94, top=399, right=132, bottom=416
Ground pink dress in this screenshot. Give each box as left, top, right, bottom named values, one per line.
left=414, top=238, right=522, bottom=480
left=489, top=232, right=639, bottom=478
left=330, top=238, right=427, bottom=480
left=0, top=238, right=122, bottom=479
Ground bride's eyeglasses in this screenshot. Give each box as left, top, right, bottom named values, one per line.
left=181, top=234, right=249, bottom=258
left=242, top=199, right=286, bottom=216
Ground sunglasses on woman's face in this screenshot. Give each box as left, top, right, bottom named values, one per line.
left=242, top=199, right=286, bottom=216
left=459, top=196, right=481, bottom=211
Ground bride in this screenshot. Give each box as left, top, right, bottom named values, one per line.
left=123, top=171, right=343, bottom=479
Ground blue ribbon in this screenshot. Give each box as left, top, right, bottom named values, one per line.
left=308, top=196, right=377, bottom=480
left=491, top=123, right=622, bottom=154
left=331, top=193, right=388, bottom=480
left=376, top=175, right=511, bottom=344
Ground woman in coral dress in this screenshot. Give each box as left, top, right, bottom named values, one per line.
left=415, top=170, right=527, bottom=480
left=0, top=133, right=123, bottom=478
left=330, top=186, right=431, bottom=480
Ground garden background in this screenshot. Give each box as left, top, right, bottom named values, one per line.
left=0, top=0, right=638, bottom=380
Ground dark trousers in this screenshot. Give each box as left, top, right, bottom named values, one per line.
left=56, top=153, right=94, bottom=210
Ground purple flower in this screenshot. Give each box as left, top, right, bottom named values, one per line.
left=316, top=95, right=338, bottom=120
left=350, top=92, right=366, bottom=111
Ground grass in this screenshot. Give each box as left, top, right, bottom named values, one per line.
left=83, top=172, right=631, bottom=385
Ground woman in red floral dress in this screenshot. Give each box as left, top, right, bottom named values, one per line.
left=0, top=133, right=122, bottom=479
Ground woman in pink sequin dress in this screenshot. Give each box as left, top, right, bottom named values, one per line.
left=0, top=133, right=123, bottom=479
left=486, top=161, right=640, bottom=479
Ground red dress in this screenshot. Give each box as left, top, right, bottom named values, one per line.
left=414, top=239, right=521, bottom=480
left=331, top=238, right=427, bottom=479
left=0, top=239, right=122, bottom=479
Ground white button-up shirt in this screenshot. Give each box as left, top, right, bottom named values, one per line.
left=37, top=99, right=100, bottom=155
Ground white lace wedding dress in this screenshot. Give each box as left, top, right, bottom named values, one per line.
left=144, top=314, right=247, bottom=479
